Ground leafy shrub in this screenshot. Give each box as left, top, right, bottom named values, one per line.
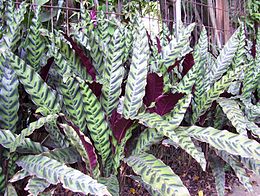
left=0, top=1, right=259, bottom=195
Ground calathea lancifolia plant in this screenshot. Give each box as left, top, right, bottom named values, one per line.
left=0, top=1, right=259, bottom=195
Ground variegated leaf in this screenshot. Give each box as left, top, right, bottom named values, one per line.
left=132, top=128, right=163, bottom=155
left=25, top=177, right=50, bottom=196
left=0, top=62, right=19, bottom=133
left=77, top=77, right=111, bottom=165
left=16, top=155, right=111, bottom=196
left=6, top=52, right=61, bottom=115
left=125, top=153, right=190, bottom=196
left=98, top=175, right=119, bottom=196
left=182, top=126, right=260, bottom=160
left=209, top=156, right=225, bottom=196
left=4, top=184, right=17, bottom=196
left=10, top=114, right=58, bottom=152
left=122, top=19, right=149, bottom=119
left=217, top=150, right=252, bottom=191
left=209, top=27, right=241, bottom=85
left=240, top=157, right=260, bottom=176
left=101, top=28, right=125, bottom=116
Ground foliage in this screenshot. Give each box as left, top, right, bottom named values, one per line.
left=0, top=1, right=259, bottom=195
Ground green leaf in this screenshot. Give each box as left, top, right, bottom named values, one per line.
left=59, top=77, right=87, bottom=132
left=99, top=175, right=119, bottom=196
left=26, top=7, right=46, bottom=72
left=16, top=155, right=111, bottom=196
left=25, top=177, right=51, bottom=196
left=6, top=51, right=61, bottom=115
left=35, top=0, right=49, bottom=6
left=60, top=123, right=100, bottom=177
left=4, top=184, right=17, bottom=196
left=192, top=68, right=240, bottom=123
left=132, top=128, right=163, bottom=155
left=182, top=126, right=260, bottom=160
left=9, top=169, right=30, bottom=183
left=10, top=114, right=58, bottom=152
left=77, top=77, right=112, bottom=165
left=125, top=153, right=190, bottom=196
left=174, top=129, right=206, bottom=171
left=0, top=166, right=5, bottom=193
left=209, top=156, right=225, bottom=196
left=0, top=62, right=19, bottom=133
left=217, top=98, right=247, bottom=136
left=137, top=113, right=178, bottom=144
left=176, top=27, right=208, bottom=94
left=122, top=19, right=149, bottom=119
left=208, top=27, right=241, bottom=85
left=217, top=150, right=252, bottom=191
left=240, top=157, right=260, bottom=176
left=129, top=175, right=161, bottom=196
left=101, top=28, right=125, bottom=116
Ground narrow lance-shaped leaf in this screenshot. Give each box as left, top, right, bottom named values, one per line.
left=59, top=77, right=87, bottom=132
left=174, top=129, right=206, bottom=171
left=6, top=51, right=61, bottom=115
left=216, top=150, right=252, bottom=191
left=137, top=112, right=178, bottom=144
left=208, top=27, right=241, bottom=86
left=4, top=184, right=17, bottom=196
left=181, top=126, right=260, bottom=160
left=122, top=18, right=149, bottom=119
left=40, top=147, right=82, bottom=164
left=176, top=26, right=208, bottom=94
left=26, top=7, right=46, bottom=72
left=125, top=153, right=190, bottom=196
left=209, top=156, right=225, bottom=196
left=16, top=155, right=111, bottom=196
left=77, top=77, right=112, bottom=165
left=0, top=62, right=19, bottom=133
left=240, top=157, right=260, bottom=176
left=192, top=68, right=240, bottom=123
left=98, top=175, right=119, bottom=196
left=101, top=28, right=125, bottom=116
left=60, top=123, right=100, bottom=178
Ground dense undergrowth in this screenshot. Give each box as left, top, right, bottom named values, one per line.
left=0, top=0, right=259, bottom=196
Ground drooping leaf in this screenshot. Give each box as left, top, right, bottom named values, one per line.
left=25, top=177, right=50, bottom=196
left=125, top=153, right=190, bottom=196
left=10, top=114, right=58, bottom=152
left=132, top=128, right=163, bottom=155
left=0, top=166, right=5, bottom=193
left=143, top=73, right=164, bottom=107
left=98, top=175, right=119, bottom=196
left=182, top=126, right=260, bottom=160
left=16, top=155, right=110, bottom=196
left=216, top=150, right=253, bottom=191
left=209, top=156, right=225, bottom=196
left=122, top=19, right=149, bottom=119
left=129, top=175, right=161, bottom=196
left=40, top=147, right=82, bottom=164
